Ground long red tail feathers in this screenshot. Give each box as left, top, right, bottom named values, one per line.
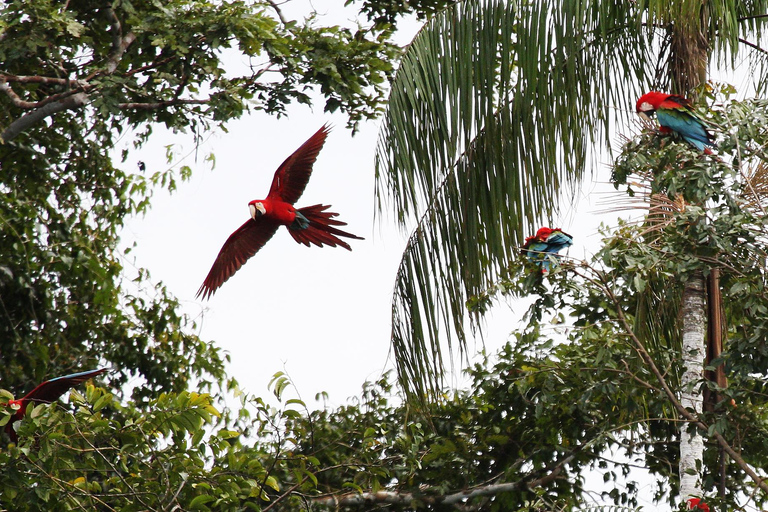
left=289, top=204, right=363, bottom=250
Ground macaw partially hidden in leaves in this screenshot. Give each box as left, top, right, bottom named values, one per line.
left=636, top=91, right=716, bottom=153
left=4, top=368, right=107, bottom=442
left=522, top=227, right=573, bottom=273
left=197, top=125, right=364, bottom=300
left=687, top=498, right=710, bottom=512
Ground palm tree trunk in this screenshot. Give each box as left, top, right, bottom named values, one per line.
left=679, top=271, right=707, bottom=499
left=670, top=3, right=711, bottom=502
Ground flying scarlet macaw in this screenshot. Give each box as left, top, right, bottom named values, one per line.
left=197, top=125, right=363, bottom=299
left=522, top=227, right=573, bottom=273
left=636, top=91, right=715, bottom=153
left=4, top=368, right=107, bottom=442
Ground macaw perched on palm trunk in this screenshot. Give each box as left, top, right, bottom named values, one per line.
left=3, top=368, right=108, bottom=442
left=522, top=227, right=573, bottom=273
left=636, top=91, right=716, bottom=153
left=197, top=125, right=364, bottom=300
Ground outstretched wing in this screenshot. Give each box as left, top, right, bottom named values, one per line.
left=266, top=125, right=331, bottom=204
left=197, top=217, right=281, bottom=300
left=22, top=368, right=108, bottom=404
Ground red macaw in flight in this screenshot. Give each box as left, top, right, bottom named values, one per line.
left=522, top=227, right=573, bottom=273
left=636, top=91, right=716, bottom=153
left=197, top=125, right=363, bottom=299
left=4, top=368, right=107, bottom=441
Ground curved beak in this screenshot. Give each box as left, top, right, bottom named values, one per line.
left=249, top=202, right=266, bottom=219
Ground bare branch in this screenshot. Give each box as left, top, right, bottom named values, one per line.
left=0, top=81, right=39, bottom=108
left=0, top=74, right=75, bottom=86
left=103, top=6, right=136, bottom=75
left=116, top=99, right=209, bottom=109
left=125, top=56, right=176, bottom=77
left=310, top=453, right=575, bottom=509
left=265, top=0, right=288, bottom=25
left=0, top=92, right=90, bottom=143
left=738, top=37, right=768, bottom=56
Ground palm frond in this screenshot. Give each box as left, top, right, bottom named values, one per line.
left=376, top=0, right=768, bottom=401
left=376, top=0, right=652, bottom=399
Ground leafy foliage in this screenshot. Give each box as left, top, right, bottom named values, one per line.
left=4, top=0, right=768, bottom=509
left=469, top=92, right=768, bottom=509
left=0, top=0, right=399, bottom=400
left=374, top=0, right=768, bottom=404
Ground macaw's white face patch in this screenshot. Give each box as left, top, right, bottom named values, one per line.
left=638, top=101, right=654, bottom=113
left=249, top=202, right=266, bottom=219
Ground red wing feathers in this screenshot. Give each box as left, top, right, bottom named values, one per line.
left=197, top=217, right=281, bottom=300
left=21, top=368, right=108, bottom=405
left=288, top=204, right=364, bottom=250
left=658, top=95, right=692, bottom=110
left=267, top=125, right=331, bottom=205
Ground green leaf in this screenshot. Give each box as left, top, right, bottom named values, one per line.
left=188, top=494, right=215, bottom=510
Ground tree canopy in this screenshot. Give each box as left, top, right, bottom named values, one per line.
left=0, top=0, right=399, bottom=399
left=4, top=0, right=768, bottom=510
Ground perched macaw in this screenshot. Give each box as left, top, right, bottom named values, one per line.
left=636, top=91, right=715, bottom=153
left=4, top=368, right=107, bottom=441
left=522, top=227, right=573, bottom=273
left=197, top=125, right=363, bottom=300
left=687, top=498, right=710, bottom=512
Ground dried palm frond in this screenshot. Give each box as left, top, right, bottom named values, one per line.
left=644, top=193, right=687, bottom=233
left=740, top=159, right=768, bottom=215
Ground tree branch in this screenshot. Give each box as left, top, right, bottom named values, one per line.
left=310, top=453, right=575, bottom=509
left=0, top=92, right=90, bottom=143
left=588, top=268, right=768, bottom=495
left=104, top=6, right=136, bottom=74
left=0, top=74, right=77, bottom=86
left=738, top=37, right=768, bottom=56
left=0, top=81, right=38, bottom=108
left=116, top=99, right=209, bottom=109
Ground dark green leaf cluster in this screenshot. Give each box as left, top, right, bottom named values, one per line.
left=349, top=0, right=459, bottom=30
left=593, top=94, right=768, bottom=507
left=0, top=0, right=398, bottom=134
left=457, top=94, right=768, bottom=509
left=0, top=0, right=403, bottom=400
left=0, top=353, right=648, bottom=511
left=0, top=386, right=288, bottom=511
left=261, top=338, right=660, bottom=511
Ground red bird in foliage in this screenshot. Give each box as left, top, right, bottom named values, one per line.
left=196, top=125, right=363, bottom=299
left=522, top=227, right=573, bottom=273
left=687, top=498, right=710, bottom=512
left=4, top=368, right=107, bottom=442
left=636, top=91, right=716, bottom=153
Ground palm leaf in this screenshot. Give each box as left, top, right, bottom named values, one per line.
left=376, top=0, right=768, bottom=401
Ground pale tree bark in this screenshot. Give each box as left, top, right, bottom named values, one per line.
left=669, top=2, right=711, bottom=503
left=679, top=272, right=707, bottom=500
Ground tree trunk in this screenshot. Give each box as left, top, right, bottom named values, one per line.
left=669, top=3, right=711, bottom=504
left=679, top=271, right=707, bottom=500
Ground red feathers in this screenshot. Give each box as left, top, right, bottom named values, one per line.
left=687, top=498, right=710, bottom=512
left=636, top=91, right=716, bottom=153
left=4, top=368, right=107, bottom=441
left=636, top=91, right=691, bottom=112
left=197, top=125, right=363, bottom=300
